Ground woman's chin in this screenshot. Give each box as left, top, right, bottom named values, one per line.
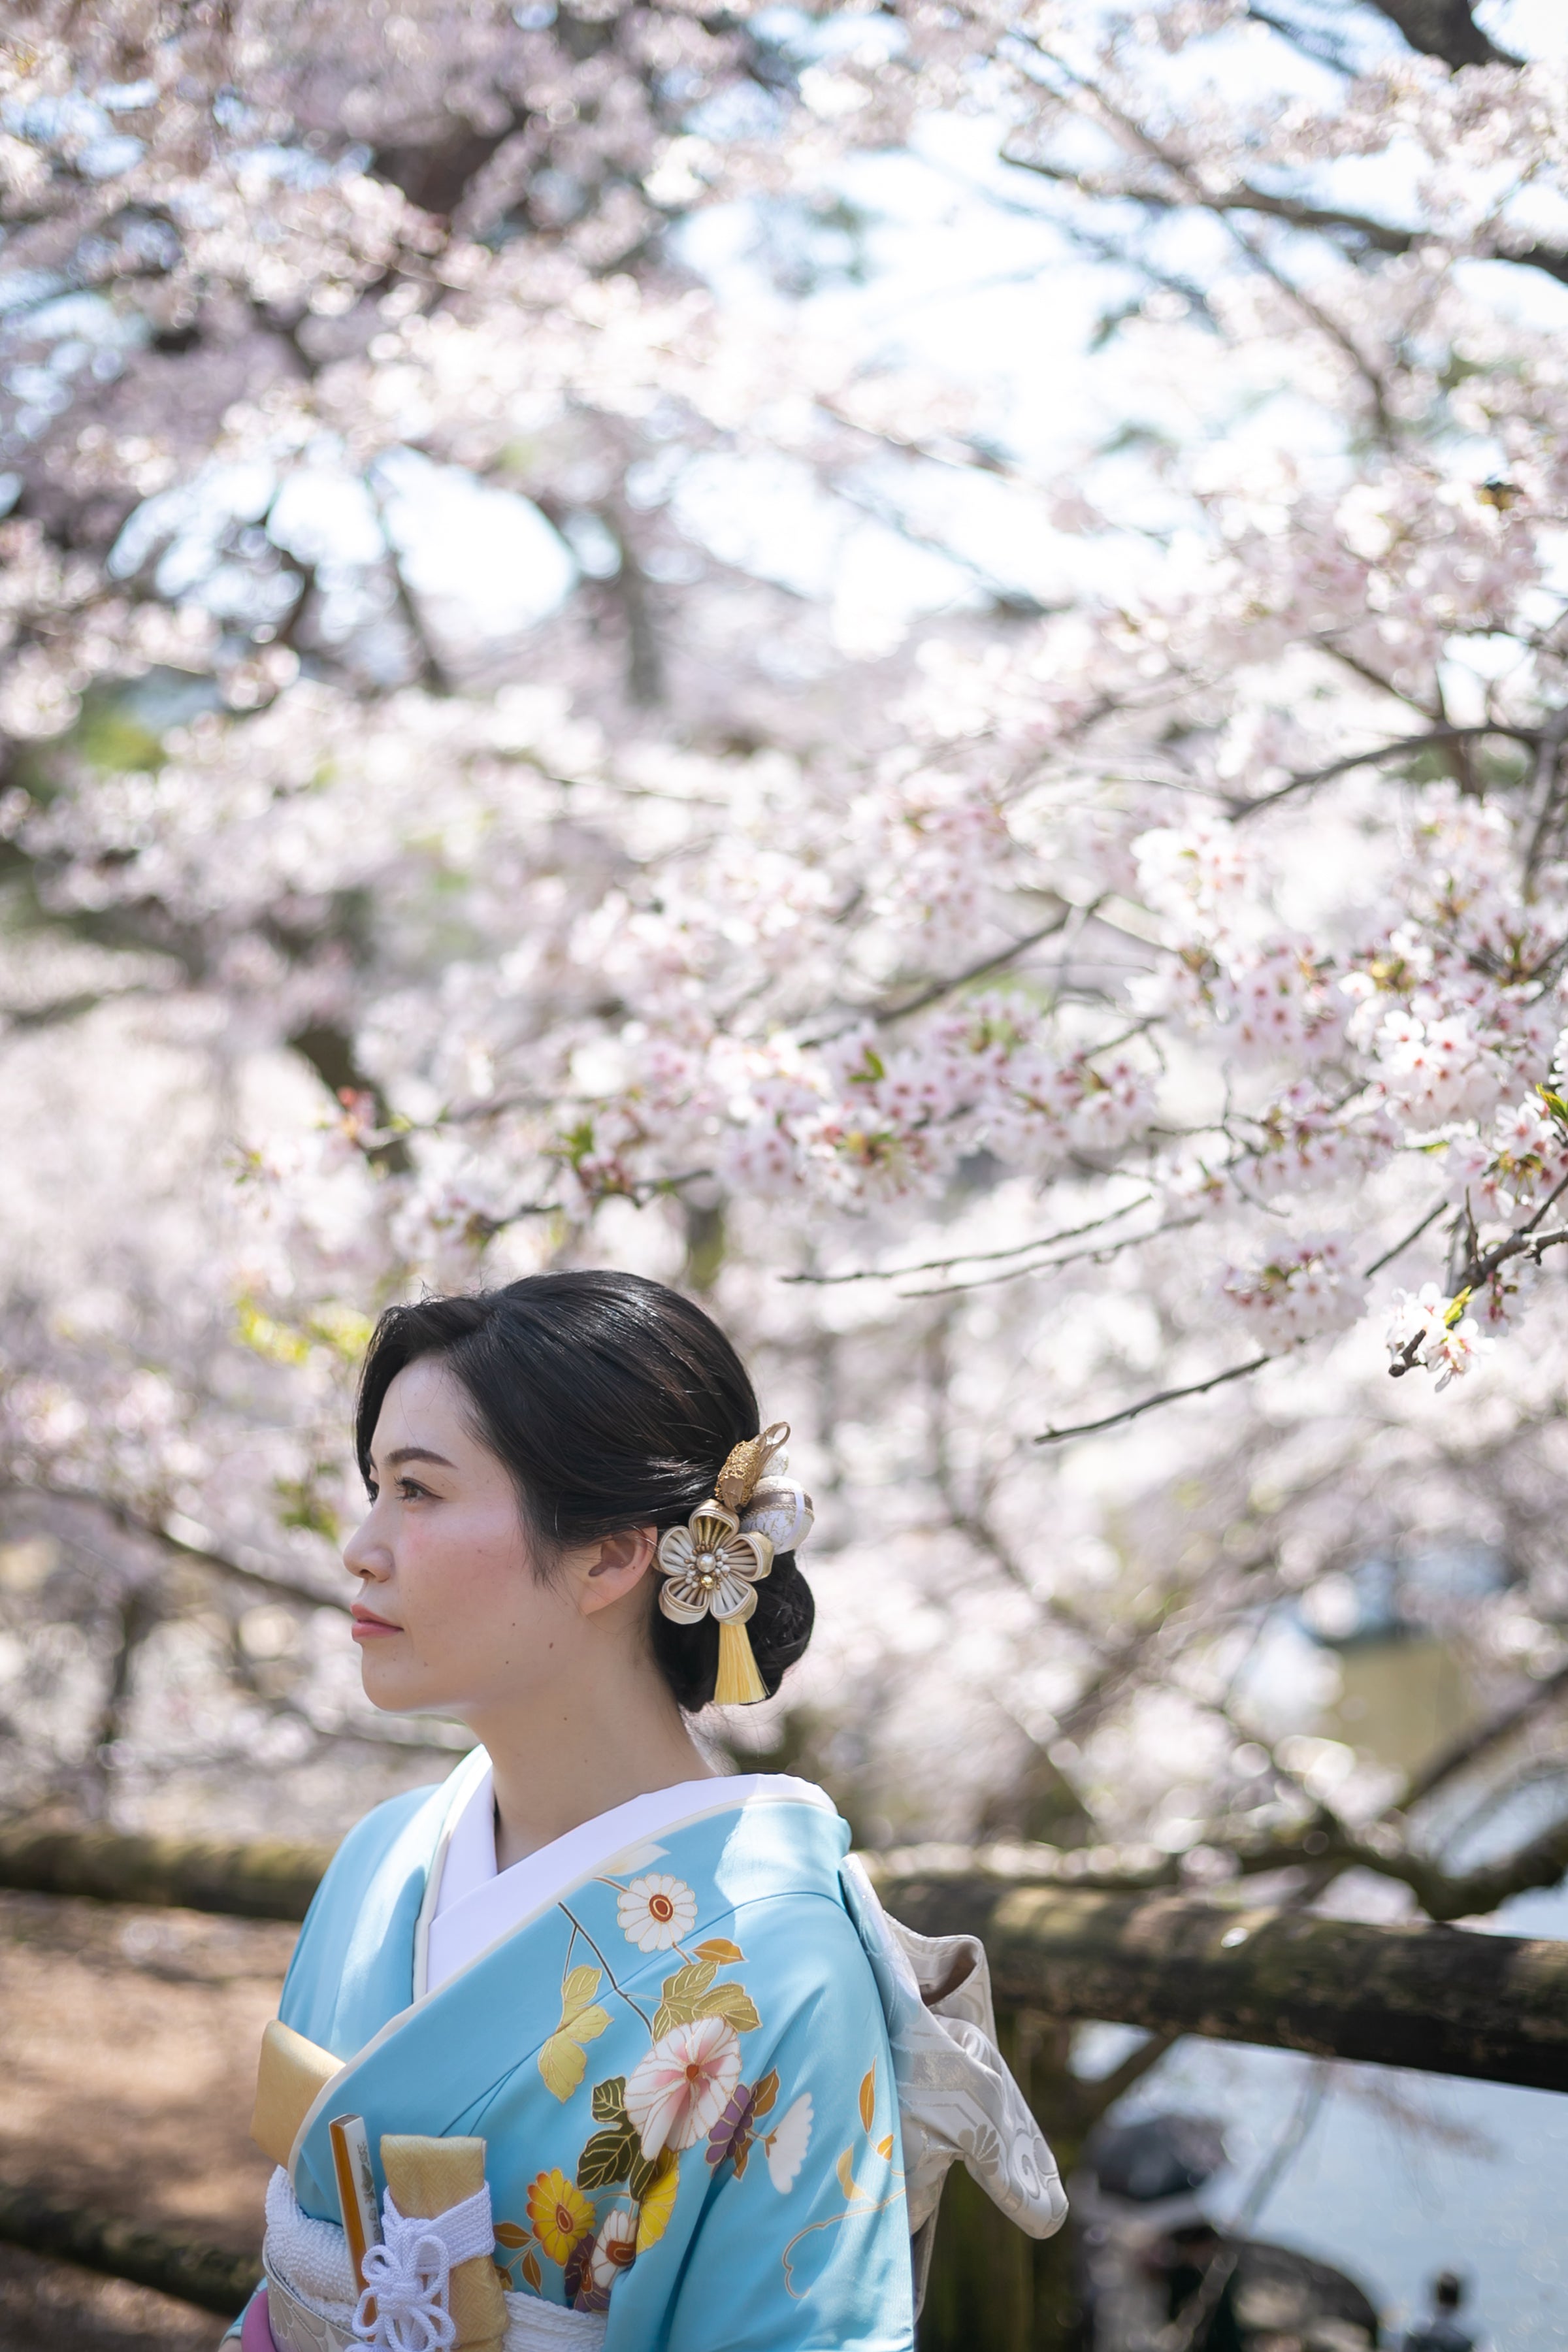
left=358, top=1654, right=442, bottom=1715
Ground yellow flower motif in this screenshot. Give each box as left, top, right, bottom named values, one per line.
left=525, top=2168, right=594, bottom=2266
left=636, top=2153, right=679, bottom=2252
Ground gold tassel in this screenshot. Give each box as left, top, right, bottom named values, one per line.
left=714, top=1616, right=768, bottom=1706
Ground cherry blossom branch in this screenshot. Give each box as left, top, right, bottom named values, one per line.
left=1003, top=10, right=1550, bottom=291
left=1036, top=1352, right=1281, bottom=1446
left=1452, top=1167, right=1568, bottom=1292
left=1232, top=1813, right=1568, bottom=1923
left=1360, top=1197, right=1452, bottom=1280
left=1001, top=144, right=1419, bottom=262
left=871, top=904, right=1076, bottom=1025
left=1041, top=1182, right=1545, bottom=1437
left=1215, top=212, right=1397, bottom=435
left=781, top=1192, right=1154, bottom=1284
left=1229, top=724, right=1541, bottom=822
left=902, top=1212, right=1198, bottom=1300
left=1018, top=33, right=1406, bottom=424
left=796, top=904, right=1076, bottom=1047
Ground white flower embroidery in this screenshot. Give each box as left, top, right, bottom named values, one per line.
left=616, top=1872, right=698, bottom=1952
left=765, top=2093, right=813, bottom=2193
left=624, top=2017, right=742, bottom=2158
left=588, top=2206, right=639, bottom=2293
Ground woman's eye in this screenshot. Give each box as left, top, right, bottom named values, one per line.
left=397, top=1478, right=433, bottom=1501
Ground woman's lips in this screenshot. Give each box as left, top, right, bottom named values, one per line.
left=350, top=1606, right=402, bottom=1639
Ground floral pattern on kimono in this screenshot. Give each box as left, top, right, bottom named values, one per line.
left=273, top=1771, right=915, bottom=2352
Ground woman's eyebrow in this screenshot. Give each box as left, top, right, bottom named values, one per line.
left=382, top=1445, right=457, bottom=1470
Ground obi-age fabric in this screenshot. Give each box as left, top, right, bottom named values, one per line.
left=249, top=1762, right=920, bottom=2352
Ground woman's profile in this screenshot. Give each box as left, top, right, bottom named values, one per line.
left=229, top=1269, right=1064, bottom=2352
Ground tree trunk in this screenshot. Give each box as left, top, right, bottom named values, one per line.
left=0, top=1823, right=330, bottom=1920
left=874, top=1869, right=1568, bottom=2094
left=920, top=2014, right=1088, bottom=2351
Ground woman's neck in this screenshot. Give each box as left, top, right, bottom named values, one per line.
left=466, top=1663, right=715, bottom=1872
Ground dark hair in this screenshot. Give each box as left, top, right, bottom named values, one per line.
left=354, top=1269, right=813, bottom=1711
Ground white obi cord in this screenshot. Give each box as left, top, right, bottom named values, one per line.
left=353, top=2185, right=494, bottom=2352
left=263, top=2168, right=608, bottom=2352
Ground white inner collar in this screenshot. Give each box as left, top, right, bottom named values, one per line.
left=420, top=1761, right=831, bottom=1997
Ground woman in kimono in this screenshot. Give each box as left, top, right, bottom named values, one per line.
left=233, top=1269, right=1064, bottom=2352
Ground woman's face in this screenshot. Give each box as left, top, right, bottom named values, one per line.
left=342, top=1355, right=593, bottom=1720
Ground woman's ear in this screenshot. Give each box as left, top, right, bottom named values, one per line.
left=573, top=1526, right=657, bottom=1617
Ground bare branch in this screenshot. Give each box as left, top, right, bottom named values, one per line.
left=1400, top=1659, right=1568, bottom=1812
left=796, top=904, right=1077, bottom=1047
left=1362, top=1196, right=1452, bottom=1280
left=902, top=1211, right=1200, bottom=1300
left=1036, top=1352, right=1279, bottom=1446
left=1229, top=724, right=1541, bottom=822
left=1076, top=2028, right=1182, bottom=2125
left=1522, top=706, right=1568, bottom=894
left=780, top=1193, right=1154, bottom=1286
left=1366, top=0, right=1521, bottom=71
left=872, top=904, right=1075, bottom=1025
left=999, top=146, right=1420, bottom=262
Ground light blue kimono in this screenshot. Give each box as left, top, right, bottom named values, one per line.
left=263, top=1769, right=915, bottom=2351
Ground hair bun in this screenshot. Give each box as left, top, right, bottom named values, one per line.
left=650, top=1547, right=814, bottom=1712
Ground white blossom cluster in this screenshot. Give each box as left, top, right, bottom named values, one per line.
left=3, top=0, right=1568, bottom=1886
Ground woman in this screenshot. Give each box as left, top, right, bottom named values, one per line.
left=233, top=1270, right=1063, bottom=2352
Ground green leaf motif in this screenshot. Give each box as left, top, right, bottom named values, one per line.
left=654, top=1957, right=718, bottom=2036
left=577, top=2124, right=639, bottom=2192
left=591, top=2076, right=628, bottom=2124
left=693, top=1982, right=760, bottom=2034
left=627, top=2148, right=661, bottom=2204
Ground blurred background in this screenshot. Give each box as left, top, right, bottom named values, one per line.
left=3, top=0, right=1568, bottom=2344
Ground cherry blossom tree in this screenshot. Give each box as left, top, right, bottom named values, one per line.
left=2, top=0, right=1568, bottom=1944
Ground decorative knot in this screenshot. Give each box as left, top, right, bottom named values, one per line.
left=353, top=2184, right=493, bottom=2352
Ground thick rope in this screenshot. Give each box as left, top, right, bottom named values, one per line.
left=352, top=2185, right=493, bottom=2352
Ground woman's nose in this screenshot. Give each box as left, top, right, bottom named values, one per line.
left=343, top=1507, right=391, bottom=1582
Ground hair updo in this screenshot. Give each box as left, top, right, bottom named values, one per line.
left=353, top=1269, right=813, bottom=1712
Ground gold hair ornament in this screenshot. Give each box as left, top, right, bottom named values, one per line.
left=655, top=1422, right=813, bottom=1706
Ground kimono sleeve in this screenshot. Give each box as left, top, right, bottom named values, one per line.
left=651, top=1891, right=914, bottom=2352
